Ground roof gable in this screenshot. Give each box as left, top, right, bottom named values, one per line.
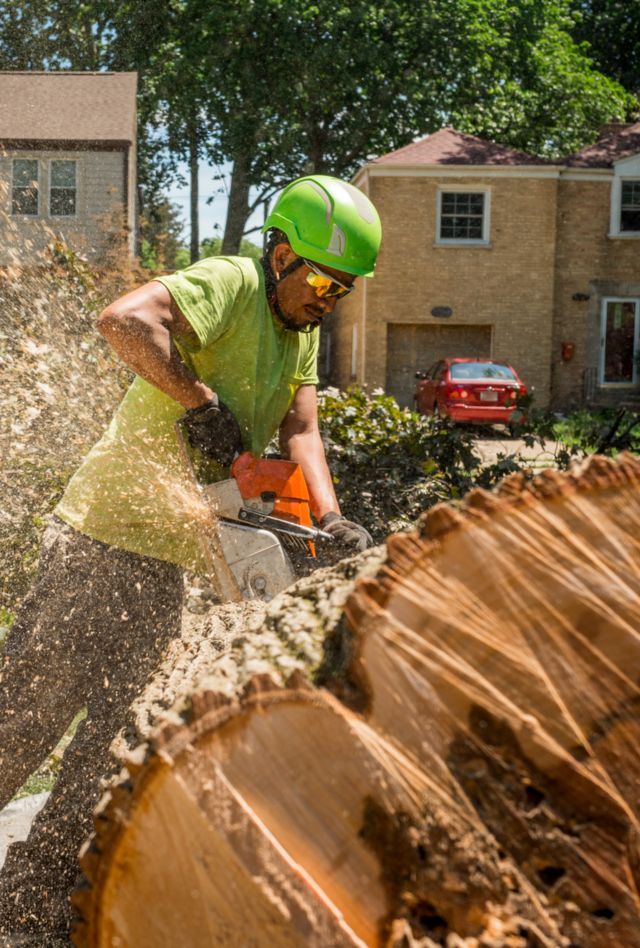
left=374, top=127, right=547, bottom=167
left=0, top=71, right=137, bottom=144
left=564, top=123, right=640, bottom=168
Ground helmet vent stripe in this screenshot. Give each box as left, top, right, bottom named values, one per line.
left=327, top=224, right=346, bottom=256
left=303, top=180, right=332, bottom=224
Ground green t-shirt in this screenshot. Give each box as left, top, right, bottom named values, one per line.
left=55, top=256, right=319, bottom=572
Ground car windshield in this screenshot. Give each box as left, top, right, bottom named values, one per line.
left=450, top=362, right=517, bottom=381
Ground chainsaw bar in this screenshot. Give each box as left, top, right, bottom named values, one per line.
left=231, top=507, right=333, bottom=542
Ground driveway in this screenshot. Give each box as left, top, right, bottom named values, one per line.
left=472, top=431, right=562, bottom=469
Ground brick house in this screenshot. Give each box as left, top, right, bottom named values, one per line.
left=328, top=125, right=640, bottom=411
left=0, top=72, right=137, bottom=266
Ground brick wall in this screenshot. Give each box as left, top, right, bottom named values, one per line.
left=333, top=172, right=559, bottom=409
left=552, top=177, right=640, bottom=408
left=0, top=148, right=129, bottom=266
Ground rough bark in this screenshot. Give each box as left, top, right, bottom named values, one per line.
left=72, top=454, right=640, bottom=948
left=188, top=121, right=199, bottom=264
left=220, top=152, right=251, bottom=256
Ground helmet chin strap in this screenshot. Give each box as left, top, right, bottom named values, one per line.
left=260, top=254, right=319, bottom=333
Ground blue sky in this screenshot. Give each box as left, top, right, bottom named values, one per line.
left=167, top=160, right=265, bottom=249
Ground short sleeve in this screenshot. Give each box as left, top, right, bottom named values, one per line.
left=294, top=329, right=320, bottom=385
left=155, top=257, right=247, bottom=350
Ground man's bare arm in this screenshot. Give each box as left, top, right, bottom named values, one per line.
left=279, top=384, right=340, bottom=522
left=97, top=281, right=213, bottom=410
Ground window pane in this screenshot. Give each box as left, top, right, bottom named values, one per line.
left=13, top=159, right=38, bottom=188
left=51, top=160, right=76, bottom=188
left=620, top=180, right=640, bottom=231
left=12, top=188, right=38, bottom=215
left=621, top=180, right=640, bottom=206
left=50, top=188, right=76, bottom=216
left=603, top=301, right=636, bottom=383
left=12, top=160, right=39, bottom=215
left=439, top=191, right=485, bottom=241
left=450, top=362, right=516, bottom=380
left=621, top=208, right=640, bottom=231
left=441, top=194, right=456, bottom=213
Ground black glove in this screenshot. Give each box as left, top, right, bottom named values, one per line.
left=320, top=512, right=373, bottom=552
left=179, top=396, right=243, bottom=468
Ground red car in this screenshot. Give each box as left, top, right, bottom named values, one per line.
left=414, top=358, right=528, bottom=425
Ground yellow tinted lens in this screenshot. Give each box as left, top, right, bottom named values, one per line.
left=306, top=272, right=333, bottom=297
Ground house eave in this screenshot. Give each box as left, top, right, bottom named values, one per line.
left=357, top=163, right=561, bottom=180
left=0, top=139, right=132, bottom=151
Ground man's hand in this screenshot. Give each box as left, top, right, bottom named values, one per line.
left=320, top=512, right=373, bottom=552
left=180, top=397, right=243, bottom=467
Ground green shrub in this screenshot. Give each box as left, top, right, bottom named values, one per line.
left=317, top=387, right=484, bottom=541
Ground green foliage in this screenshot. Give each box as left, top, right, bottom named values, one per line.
left=199, top=237, right=262, bottom=260
left=3, top=0, right=634, bottom=251
left=172, top=236, right=262, bottom=270
left=139, top=199, right=185, bottom=270
left=317, top=387, right=483, bottom=540
left=571, top=0, right=640, bottom=97
left=539, top=408, right=640, bottom=454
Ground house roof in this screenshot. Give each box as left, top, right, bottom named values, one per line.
left=0, top=71, right=137, bottom=144
left=373, top=127, right=547, bottom=166
left=564, top=123, right=640, bottom=168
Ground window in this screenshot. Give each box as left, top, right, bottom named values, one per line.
left=50, top=160, right=77, bottom=216
left=599, top=299, right=640, bottom=385
left=450, top=362, right=516, bottom=381
left=12, top=159, right=39, bottom=216
left=436, top=189, right=490, bottom=245
left=620, top=180, right=640, bottom=233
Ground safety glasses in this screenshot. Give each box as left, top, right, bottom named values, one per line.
left=303, top=259, right=354, bottom=300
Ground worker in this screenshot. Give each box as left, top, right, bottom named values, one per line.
left=0, top=174, right=382, bottom=939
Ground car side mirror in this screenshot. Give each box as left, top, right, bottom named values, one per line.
left=415, top=371, right=427, bottom=380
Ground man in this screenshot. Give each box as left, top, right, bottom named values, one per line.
left=0, top=174, right=381, bottom=940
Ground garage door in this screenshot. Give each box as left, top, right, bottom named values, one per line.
left=386, top=323, right=493, bottom=408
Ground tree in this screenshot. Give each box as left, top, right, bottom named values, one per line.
left=571, top=0, right=640, bottom=97
left=172, top=0, right=633, bottom=253
left=139, top=199, right=185, bottom=270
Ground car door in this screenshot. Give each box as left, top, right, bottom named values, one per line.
left=415, top=362, right=438, bottom=413
left=425, top=361, right=446, bottom=413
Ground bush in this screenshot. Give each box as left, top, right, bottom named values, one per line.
left=317, top=387, right=484, bottom=541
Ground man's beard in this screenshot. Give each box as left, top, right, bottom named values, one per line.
left=271, top=294, right=319, bottom=333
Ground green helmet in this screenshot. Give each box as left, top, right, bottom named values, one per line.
left=262, top=175, right=381, bottom=277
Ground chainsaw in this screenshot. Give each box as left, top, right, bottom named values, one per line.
left=175, top=423, right=332, bottom=603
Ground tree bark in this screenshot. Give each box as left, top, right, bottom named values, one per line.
left=221, top=152, right=251, bottom=256
left=188, top=121, right=199, bottom=264
left=72, top=455, right=640, bottom=948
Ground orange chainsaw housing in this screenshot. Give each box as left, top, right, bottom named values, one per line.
left=231, top=452, right=316, bottom=555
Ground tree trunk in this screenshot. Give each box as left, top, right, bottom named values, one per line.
left=221, top=152, right=251, bottom=256
left=189, top=123, right=199, bottom=264
left=72, top=454, right=640, bottom=948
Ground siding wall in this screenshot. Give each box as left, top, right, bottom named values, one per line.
left=0, top=147, right=128, bottom=265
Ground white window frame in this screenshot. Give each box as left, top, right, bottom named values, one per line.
left=435, top=186, right=491, bottom=246
left=609, top=154, right=640, bottom=238
left=11, top=158, right=40, bottom=217
left=598, top=297, right=640, bottom=386
left=49, top=158, right=78, bottom=218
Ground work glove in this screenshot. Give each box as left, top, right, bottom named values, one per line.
left=179, top=396, right=243, bottom=468
left=320, top=512, right=373, bottom=552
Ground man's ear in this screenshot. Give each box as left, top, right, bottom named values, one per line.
left=272, top=242, right=294, bottom=279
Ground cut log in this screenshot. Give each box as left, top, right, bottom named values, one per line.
left=72, top=454, right=640, bottom=948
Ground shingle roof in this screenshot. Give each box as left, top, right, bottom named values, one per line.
left=564, top=123, right=640, bottom=168
left=0, top=71, right=137, bottom=143
left=373, top=127, right=547, bottom=166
